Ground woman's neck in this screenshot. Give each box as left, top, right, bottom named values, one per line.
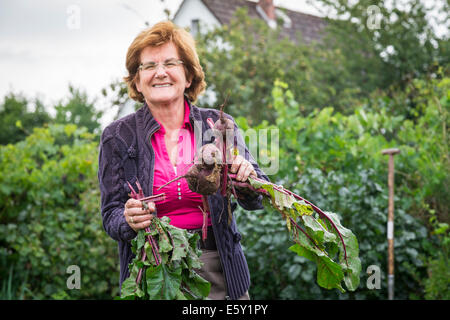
left=147, top=98, right=185, bottom=131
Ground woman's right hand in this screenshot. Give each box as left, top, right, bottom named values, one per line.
left=124, top=199, right=155, bottom=232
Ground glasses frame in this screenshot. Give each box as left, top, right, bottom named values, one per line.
left=138, top=59, right=184, bottom=72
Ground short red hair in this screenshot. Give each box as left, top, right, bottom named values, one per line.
left=124, top=21, right=206, bottom=103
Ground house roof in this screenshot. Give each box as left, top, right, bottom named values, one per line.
left=177, top=0, right=327, bottom=43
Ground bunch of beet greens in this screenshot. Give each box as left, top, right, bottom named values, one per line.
left=116, top=182, right=210, bottom=300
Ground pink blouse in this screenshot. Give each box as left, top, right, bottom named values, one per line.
left=151, top=101, right=212, bottom=229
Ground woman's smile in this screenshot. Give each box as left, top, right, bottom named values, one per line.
left=135, top=42, right=191, bottom=108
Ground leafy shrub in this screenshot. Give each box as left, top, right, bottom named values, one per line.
left=423, top=209, right=449, bottom=300
left=0, top=93, right=51, bottom=145
left=0, top=124, right=118, bottom=299
left=235, top=75, right=448, bottom=299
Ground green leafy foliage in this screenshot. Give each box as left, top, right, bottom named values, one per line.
left=193, top=1, right=448, bottom=125
left=118, top=216, right=210, bottom=300
left=101, top=80, right=144, bottom=121
left=0, top=93, right=51, bottom=145
left=195, top=8, right=360, bottom=125
left=54, top=86, right=103, bottom=136
left=0, top=86, right=104, bottom=146
left=246, top=176, right=361, bottom=292
left=0, top=124, right=118, bottom=299
left=236, top=75, right=448, bottom=299
left=423, top=208, right=450, bottom=299
left=306, top=0, right=449, bottom=98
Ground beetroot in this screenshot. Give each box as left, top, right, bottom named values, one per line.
left=158, top=143, right=223, bottom=195
left=158, top=98, right=239, bottom=232
left=184, top=144, right=223, bottom=195
left=158, top=98, right=235, bottom=197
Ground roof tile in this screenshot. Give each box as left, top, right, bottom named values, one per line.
left=201, top=0, right=326, bottom=43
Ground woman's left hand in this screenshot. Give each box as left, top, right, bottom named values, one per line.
left=229, top=154, right=257, bottom=182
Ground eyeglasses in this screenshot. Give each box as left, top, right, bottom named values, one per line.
left=138, top=59, right=184, bottom=72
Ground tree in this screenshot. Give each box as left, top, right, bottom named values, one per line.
left=1, top=86, right=104, bottom=145
left=195, top=8, right=360, bottom=125
left=0, top=93, right=51, bottom=145
left=54, top=85, right=103, bottom=135
left=308, top=0, right=449, bottom=93
left=101, top=80, right=143, bottom=121
left=194, top=1, right=449, bottom=124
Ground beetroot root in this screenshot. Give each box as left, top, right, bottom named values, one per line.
left=157, top=143, right=223, bottom=196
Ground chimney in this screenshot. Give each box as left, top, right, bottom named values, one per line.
left=258, top=0, right=275, bottom=20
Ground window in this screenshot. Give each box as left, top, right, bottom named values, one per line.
left=191, top=19, right=200, bottom=36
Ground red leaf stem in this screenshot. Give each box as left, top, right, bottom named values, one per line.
left=229, top=176, right=269, bottom=195
left=200, top=196, right=209, bottom=241
left=136, top=250, right=147, bottom=284
left=289, top=217, right=322, bottom=252
left=127, top=181, right=138, bottom=199
left=146, top=225, right=161, bottom=265
left=221, top=142, right=228, bottom=196
left=273, top=186, right=348, bottom=265
left=228, top=175, right=349, bottom=266
left=136, top=180, right=144, bottom=198
left=140, top=194, right=166, bottom=202
left=227, top=174, right=239, bottom=199
left=126, top=180, right=166, bottom=284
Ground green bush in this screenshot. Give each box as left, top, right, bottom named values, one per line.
left=0, top=124, right=118, bottom=299
left=0, top=93, right=51, bottom=146
left=196, top=8, right=361, bottom=125
left=236, top=75, right=449, bottom=299
left=423, top=209, right=449, bottom=300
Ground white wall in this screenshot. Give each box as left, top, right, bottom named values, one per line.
left=173, top=0, right=221, bottom=33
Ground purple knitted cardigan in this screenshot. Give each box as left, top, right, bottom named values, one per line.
left=98, top=100, right=269, bottom=300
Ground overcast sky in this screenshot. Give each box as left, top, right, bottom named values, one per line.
left=0, top=0, right=184, bottom=122
left=0, top=0, right=446, bottom=127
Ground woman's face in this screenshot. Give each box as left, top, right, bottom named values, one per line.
left=135, top=42, right=191, bottom=107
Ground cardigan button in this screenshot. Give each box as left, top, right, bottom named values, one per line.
left=127, top=146, right=136, bottom=158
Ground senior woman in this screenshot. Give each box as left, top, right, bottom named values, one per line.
left=98, top=21, right=268, bottom=300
